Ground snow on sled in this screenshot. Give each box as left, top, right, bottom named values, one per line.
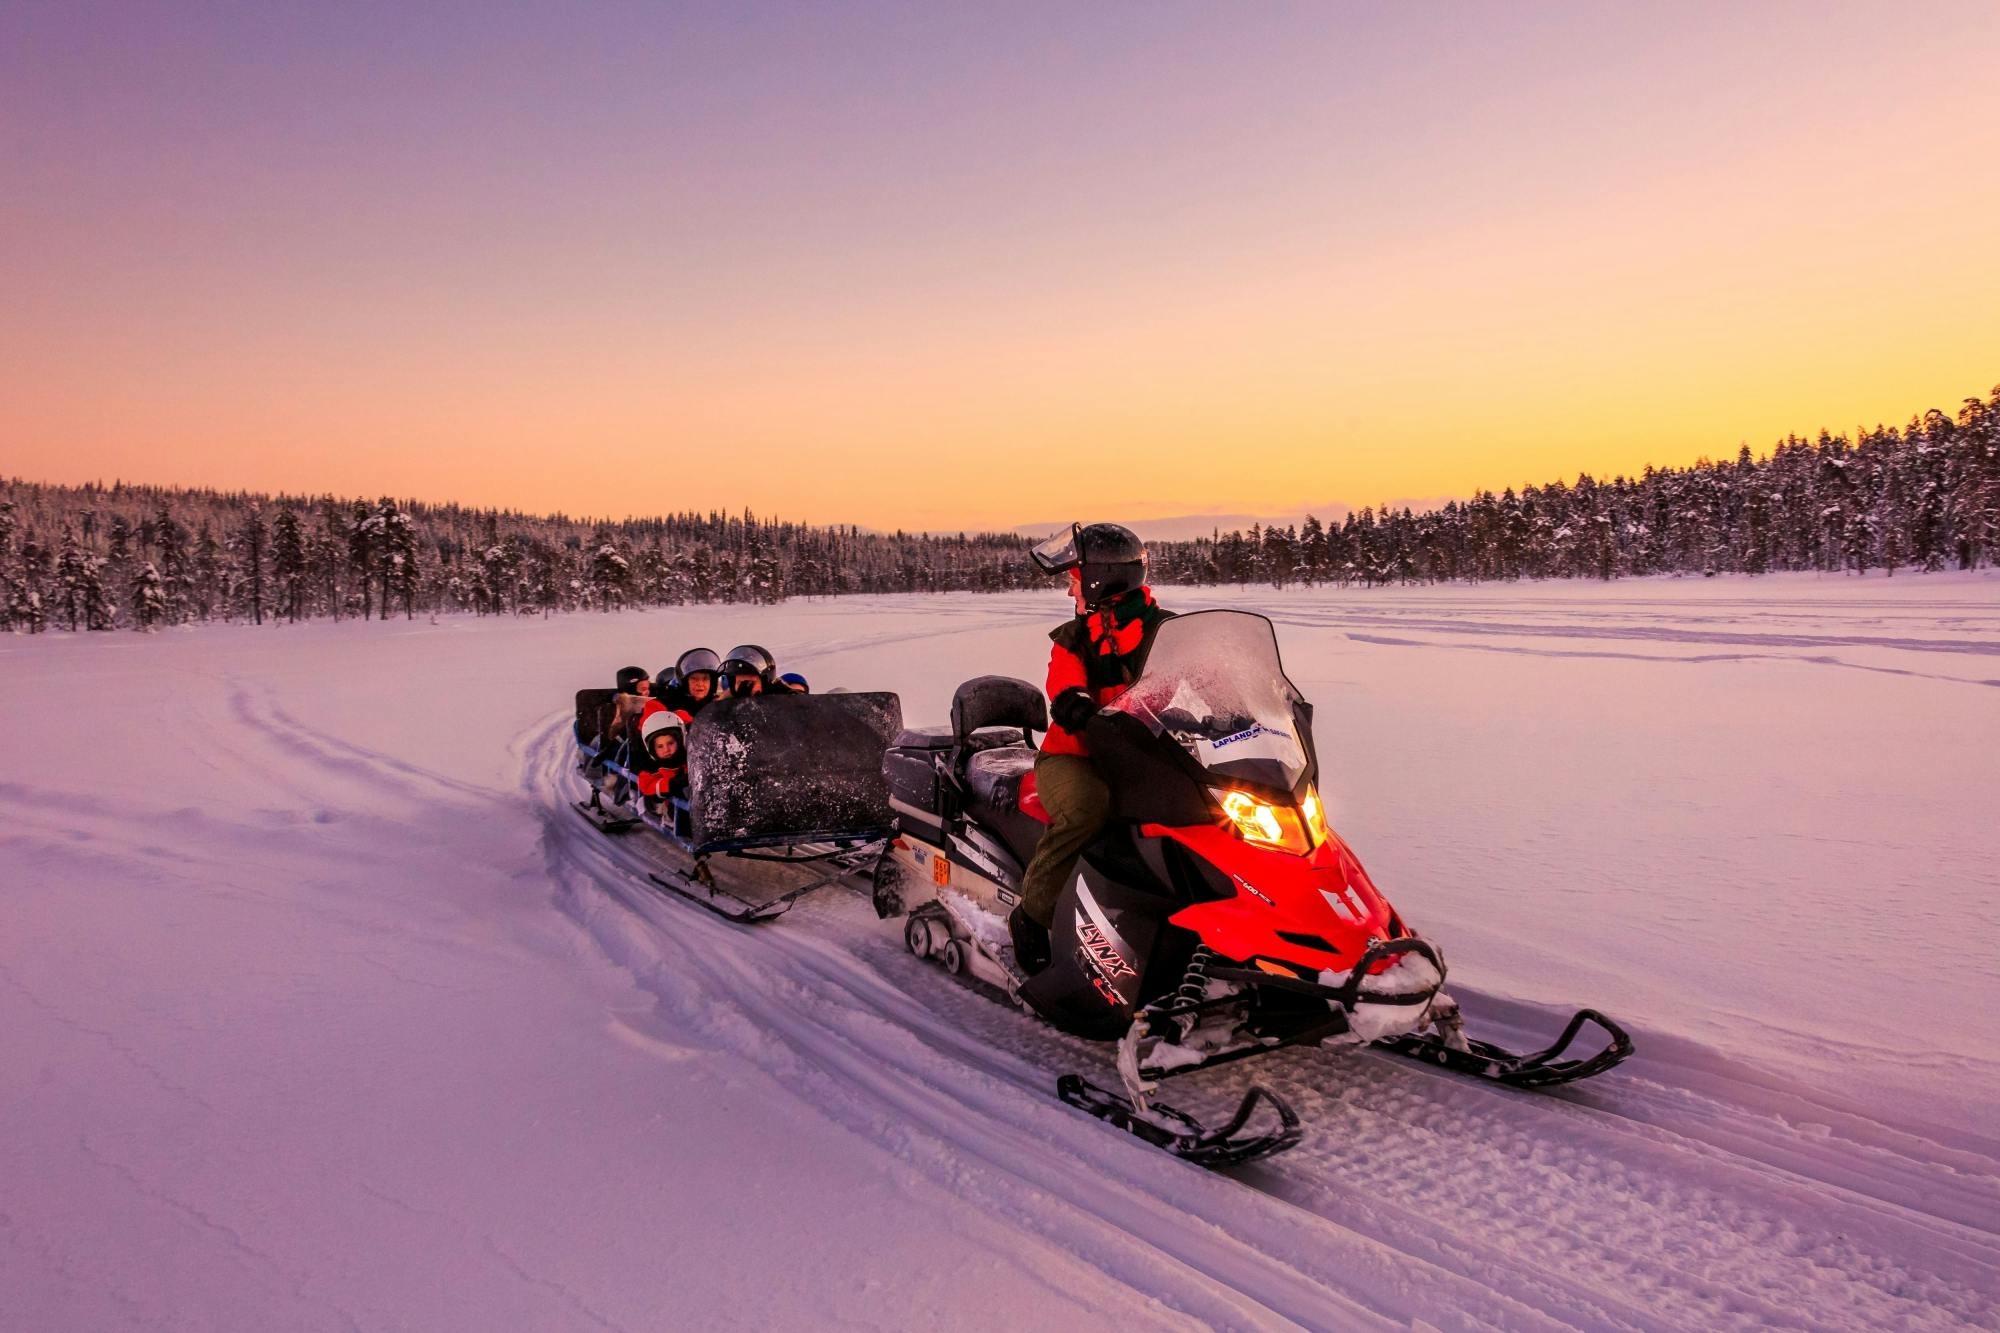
left=880, top=611, right=1635, bottom=1168
left=571, top=689, right=903, bottom=924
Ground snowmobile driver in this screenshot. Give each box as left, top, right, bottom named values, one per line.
left=1010, top=522, right=1172, bottom=974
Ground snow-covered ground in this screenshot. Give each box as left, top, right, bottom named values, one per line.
left=3, top=573, right=1996, bottom=1331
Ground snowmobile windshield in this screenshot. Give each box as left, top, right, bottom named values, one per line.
left=1104, top=610, right=1309, bottom=792
left=1029, top=523, right=1082, bottom=573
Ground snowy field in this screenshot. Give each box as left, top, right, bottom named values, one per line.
left=3, top=573, right=1997, bottom=1332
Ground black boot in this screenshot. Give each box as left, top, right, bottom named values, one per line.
left=1009, top=907, right=1052, bottom=975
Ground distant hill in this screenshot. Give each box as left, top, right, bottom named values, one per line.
left=1007, top=499, right=1456, bottom=544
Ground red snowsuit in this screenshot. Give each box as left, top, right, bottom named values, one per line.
left=1019, top=586, right=1171, bottom=925
left=635, top=701, right=690, bottom=799
left=1039, top=586, right=1172, bottom=756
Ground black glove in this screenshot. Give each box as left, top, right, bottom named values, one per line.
left=1050, top=687, right=1098, bottom=733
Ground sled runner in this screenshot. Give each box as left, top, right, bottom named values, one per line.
left=882, top=611, right=1634, bottom=1167
left=572, top=689, right=903, bottom=922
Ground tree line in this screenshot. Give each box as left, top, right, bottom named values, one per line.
left=0, top=489, right=1042, bottom=632
left=1154, top=387, right=1999, bottom=588
left=2, top=385, right=1994, bottom=633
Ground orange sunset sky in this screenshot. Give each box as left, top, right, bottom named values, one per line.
left=3, top=1, right=1997, bottom=531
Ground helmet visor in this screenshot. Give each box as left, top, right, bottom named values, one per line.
left=722, top=645, right=774, bottom=676
left=1029, top=523, right=1083, bottom=574
left=676, top=648, right=721, bottom=676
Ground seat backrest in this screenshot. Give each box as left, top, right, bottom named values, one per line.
left=575, top=688, right=615, bottom=742
left=951, top=675, right=1046, bottom=743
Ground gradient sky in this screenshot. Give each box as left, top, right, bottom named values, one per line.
left=4, top=1, right=1997, bottom=530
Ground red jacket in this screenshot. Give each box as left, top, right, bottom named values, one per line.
left=1041, top=587, right=1170, bottom=757
left=635, top=701, right=691, bottom=797
left=638, top=764, right=684, bottom=799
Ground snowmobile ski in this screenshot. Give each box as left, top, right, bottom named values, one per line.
left=1055, top=1074, right=1302, bottom=1167
left=1374, top=1005, right=1632, bottom=1088
left=572, top=798, right=641, bottom=834
left=645, top=837, right=891, bottom=925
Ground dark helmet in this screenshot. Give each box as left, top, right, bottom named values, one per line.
left=779, top=672, right=809, bottom=693
left=719, top=644, right=776, bottom=686
left=1030, top=521, right=1147, bottom=607
left=675, top=647, right=721, bottom=679
left=615, top=665, right=650, bottom=694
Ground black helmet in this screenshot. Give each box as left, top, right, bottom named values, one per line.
left=615, top=665, right=650, bottom=694
left=719, top=644, right=776, bottom=685
left=1030, top=521, right=1146, bottom=607
left=675, top=647, right=721, bottom=678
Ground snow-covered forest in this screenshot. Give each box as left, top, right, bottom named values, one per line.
left=4, top=385, right=1995, bottom=632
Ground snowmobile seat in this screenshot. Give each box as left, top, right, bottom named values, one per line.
left=951, top=676, right=1046, bottom=744
left=895, top=724, right=1027, bottom=753
left=962, top=745, right=1044, bottom=867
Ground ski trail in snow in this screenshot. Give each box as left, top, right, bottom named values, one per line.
left=524, top=708, right=2000, bottom=1333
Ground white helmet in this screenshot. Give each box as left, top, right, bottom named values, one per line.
left=639, top=709, right=687, bottom=750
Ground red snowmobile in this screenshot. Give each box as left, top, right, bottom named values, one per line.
left=882, top=609, right=1631, bottom=1165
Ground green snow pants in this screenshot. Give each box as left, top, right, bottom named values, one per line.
left=1018, top=752, right=1111, bottom=927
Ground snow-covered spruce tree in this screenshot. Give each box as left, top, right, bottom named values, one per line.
left=237, top=504, right=268, bottom=625
left=5, top=577, right=38, bottom=633
left=55, top=525, right=89, bottom=631
left=15, top=537, right=51, bottom=633
left=104, top=514, right=136, bottom=623
left=271, top=506, right=308, bottom=622
left=153, top=505, right=188, bottom=625
left=188, top=520, right=223, bottom=620
left=81, top=555, right=115, bottom=630
left=129, top=561, right=168, bottom=629
left=377, top=500, right=419, bottom=619
left=589, top=532, right=630, bottom=611
left=346, top=499, right=378, bottom=619
left=1946, top=392, right=2000, bottom=569
left=0, top=499, right=16, bottom=632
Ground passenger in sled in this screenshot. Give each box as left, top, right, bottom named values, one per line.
left=658, top=648, right=725, bottom=716
left=577, top=664, right=649, bottom=748
left=634, top=706, right=692, bottom=832
left=602, top=663, right=657, bottom=761
left=718, top=644, right=802, bottom=697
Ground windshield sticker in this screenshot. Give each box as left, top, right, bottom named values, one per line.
left=1212, top=723, right=1284, bottom=748
left=1193, top=726, right=1303, bottom=769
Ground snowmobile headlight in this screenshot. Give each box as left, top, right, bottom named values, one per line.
left=1215, top=789, right=1312, bottom=855
left=1300, top=787, right=1331, bottom=845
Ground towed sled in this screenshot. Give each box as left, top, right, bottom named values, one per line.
left=880, top=610, right=1633, bottom=1167
left=571, top=689, right=902, bottom=923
